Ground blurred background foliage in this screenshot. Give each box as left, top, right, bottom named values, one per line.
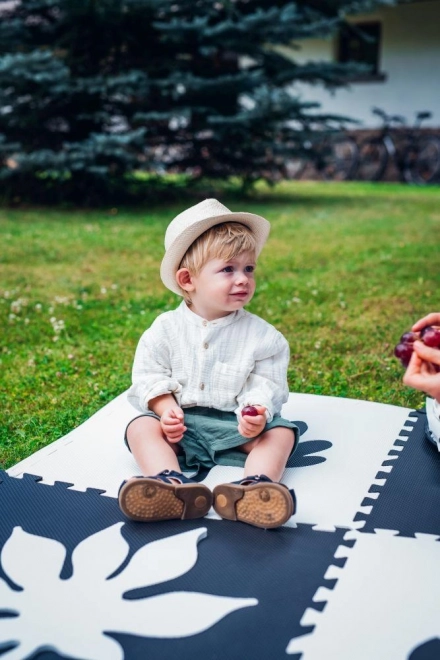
left=0, top=0, right=392, bottom=205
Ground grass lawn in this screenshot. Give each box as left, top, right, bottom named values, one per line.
left=1, top=181, right=440, bottom=469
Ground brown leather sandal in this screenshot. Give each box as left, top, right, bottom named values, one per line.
left=213, top=475, right=296, bottom=529
left=118, top=470, right=213, bottom=522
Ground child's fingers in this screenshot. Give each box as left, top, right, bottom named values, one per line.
left=254, top=405, right=267, bottom=416
left=243, top=413, right=265, bottom=428
left=239, top=416, right=265, bottom=437
left=169, top=407, right=184, bottom=420
left=165, top=416, right=184, bottom=426
left=166, top=433, right=183, bottom=443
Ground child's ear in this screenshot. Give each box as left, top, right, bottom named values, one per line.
left=176, top=267, right=195, bottom=292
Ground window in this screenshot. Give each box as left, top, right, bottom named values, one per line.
left=338, top=21, right=385, bottom=82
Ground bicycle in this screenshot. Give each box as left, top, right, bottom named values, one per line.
left=355, top=108, right=440, bottom=184
left=283, top=132, right=359, bottom=182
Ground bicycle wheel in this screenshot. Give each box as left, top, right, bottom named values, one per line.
left=356, top=137, right=388, bottom=181
left=320, top=136, right=359, bottom=181
left=403, top=136, right=440, bottom=184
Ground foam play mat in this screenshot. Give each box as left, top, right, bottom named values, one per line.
left=2, top=392, right=440, bottom=659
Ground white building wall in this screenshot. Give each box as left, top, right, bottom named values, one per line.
left=287, top=1, right=440, bottom=128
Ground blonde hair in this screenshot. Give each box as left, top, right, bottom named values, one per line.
left=178, top=222, right=257, bottom=302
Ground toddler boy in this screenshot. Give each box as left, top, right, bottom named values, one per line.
left=119, top=198, right=298, bottom=528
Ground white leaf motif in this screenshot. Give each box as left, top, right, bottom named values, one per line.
left=1, top=527, right=66, bottom=588
left=0, top=524, right=259, bottom=660
left=110, top=591, right=258, bottom=638
left=112, top=527, right=207, bottom=592
left=72, top=522, right=128, bottom=581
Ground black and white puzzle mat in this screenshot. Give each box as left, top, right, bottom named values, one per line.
left=2, top=392, right=440, bottom=659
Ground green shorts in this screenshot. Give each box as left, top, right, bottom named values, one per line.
left=124, top=406, right=299, bottom=474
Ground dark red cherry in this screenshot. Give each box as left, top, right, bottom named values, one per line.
left=394, top=342, right=414, bottom=368
left=400, top=331, right=418, bottom=344
left=420, top=325, right=440, bottom=348
left=241, top=405, right=258, bottom=417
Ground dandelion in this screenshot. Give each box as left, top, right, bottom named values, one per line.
left=111, top=283, right=118, bottom=290
left=35, top=303, right=42, bottom=312
left=54, top=296, right=70, bottom=305
left=292, top=297, right=301, bottom=304
left=10, top=300, right=22, bottom=313
left=311, top=289, right=318, bottom=296
left=49, top=317, right=65, bottom=335
left=8, top=313, right=16, bottom=323
left=315, top=341, right=321, bottom=349
left=100, top=287, right=107, bottom=295
left=24, top=318, right=30, bottom=325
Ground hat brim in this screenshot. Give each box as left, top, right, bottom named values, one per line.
left=160, top=211, right=270, bottom=296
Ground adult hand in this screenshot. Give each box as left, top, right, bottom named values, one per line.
left=160, top=406, right=186, bottom=443
left=403, top=341, right=440, bottom=402
left=238, top=405, right=267, bottom=438
left=411, top=312, right=440, bottom=333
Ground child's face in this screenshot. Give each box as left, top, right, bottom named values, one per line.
left=187, top=250, right=256, bottom=320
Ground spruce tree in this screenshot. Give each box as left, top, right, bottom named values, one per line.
left=0, top=0, right=392, bottom=204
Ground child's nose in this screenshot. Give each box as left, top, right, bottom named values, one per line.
left=235, top=270, right=248, bottom=284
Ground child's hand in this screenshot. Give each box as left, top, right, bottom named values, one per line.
left=160, top=406, right=186, bottom=443
left=238, top=405, right=267, bottom=438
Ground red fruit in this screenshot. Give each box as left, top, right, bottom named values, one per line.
left=241, top=405, right=258, bottom=417
left=420, top=325, right=440, bottom=348
left=394, top=342, right=414, bottom=368
left=400, top=331, right=418, bottom=344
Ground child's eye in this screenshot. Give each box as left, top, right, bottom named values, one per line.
left=221, top=266, right=234, bottom=273
left=245, top=265, right=255, bottom=273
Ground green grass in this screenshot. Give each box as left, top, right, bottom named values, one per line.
left=1, top=181, right=440, bottom=469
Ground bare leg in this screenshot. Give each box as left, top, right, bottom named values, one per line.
left=241, top=427, right=295, bottom=481
left=212, top=427, right=296, bottom=529
left=120, top=416, right=212, bottom=522
left=126, top=416, right=181, bottom=476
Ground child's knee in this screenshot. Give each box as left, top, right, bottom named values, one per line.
left=125, top=415, right=161, bottom=450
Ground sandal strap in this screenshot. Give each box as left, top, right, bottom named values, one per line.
left=119, top=470, right=195, bottom=492
left=234, top=474, right=273, bottom=486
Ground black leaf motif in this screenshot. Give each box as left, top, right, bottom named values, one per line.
left=409, top=638, right=440, bottom=659
left=287, top=440, right=333, bottom=468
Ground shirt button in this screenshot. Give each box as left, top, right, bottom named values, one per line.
left=200, top=383, right=205, bottom=390
left=202, top=320, right=207, bottom=327
left=203, top=342, right=209, bottom=349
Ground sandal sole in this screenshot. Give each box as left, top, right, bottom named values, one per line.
left=119, top=478, right=213, bottom=522
left=213, top=482, right=294, bottom=529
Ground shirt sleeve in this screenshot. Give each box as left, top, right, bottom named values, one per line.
left=235, top=330, right=290, bottom=423
left=127, top=321, right=182, bottom=412
left=426, top=397, right=440, bottom=452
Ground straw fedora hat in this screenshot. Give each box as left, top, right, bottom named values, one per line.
left=160, top=198, right=271, bottom=295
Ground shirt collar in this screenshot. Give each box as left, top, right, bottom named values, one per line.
left=179, top=301, right=245, bottom=328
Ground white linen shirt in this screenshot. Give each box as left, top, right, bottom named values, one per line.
left=127, top=301, right=290, bottom=422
